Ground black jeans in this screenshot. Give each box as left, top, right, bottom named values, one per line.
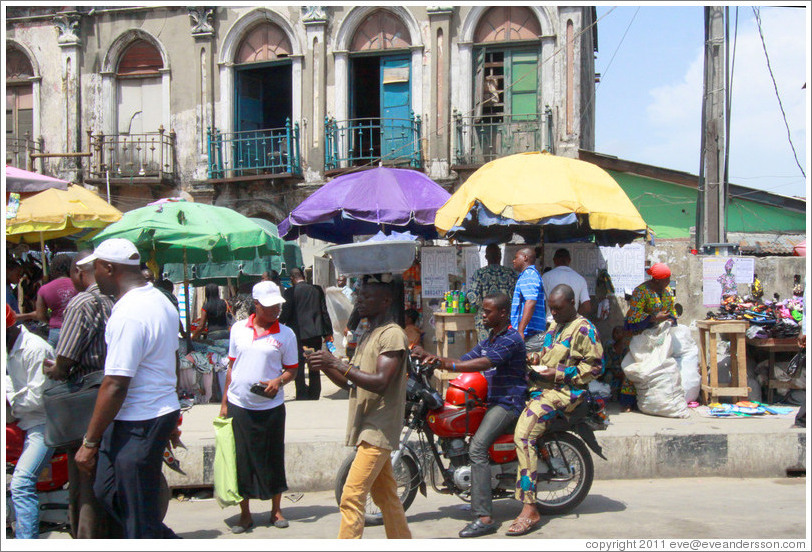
left=295, top=336, right=323, bottom=400
left=469, top=405, right=517, bottom=518
left=93, top=410, right=180, bottom=538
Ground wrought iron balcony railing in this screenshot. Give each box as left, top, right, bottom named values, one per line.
left=325, top=115, right=422, bottom=171
left=207, top=120, right=301, bottom=179
left=86, top=126, right=176, bottom=182
left=453, top=107, right=554, bottom=166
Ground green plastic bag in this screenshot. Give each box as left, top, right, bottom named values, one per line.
left=213, top=417, right=243, bottom=508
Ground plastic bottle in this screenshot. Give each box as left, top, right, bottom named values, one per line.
left=452, top=291, right=459, bottom=313
left=326, top=341, right=337, bottom=355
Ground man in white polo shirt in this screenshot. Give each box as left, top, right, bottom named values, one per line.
left=73, top=238, right=180, bottom=539
left=541, top=248, right=592, bottom=322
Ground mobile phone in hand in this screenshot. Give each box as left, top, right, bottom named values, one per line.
left=249, top=382, right=267, bottom=397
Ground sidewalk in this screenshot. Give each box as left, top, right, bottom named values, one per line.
left=165, top=376, right=806, bottom=491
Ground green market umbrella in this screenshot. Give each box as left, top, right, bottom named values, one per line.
left=91, top=199, right=283, bottom=329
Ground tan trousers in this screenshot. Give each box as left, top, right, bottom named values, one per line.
left=338, top=441, right=411, bottom=539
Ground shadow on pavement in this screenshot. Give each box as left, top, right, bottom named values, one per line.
left=569, top=494, right=627, bottom=515
left=177, top=529, right=223, bottom=539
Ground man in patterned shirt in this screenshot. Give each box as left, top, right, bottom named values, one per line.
left=467, top=244, right=518, bottom=340
left=511, top=247, right=547, bottom=352
left=506, top=284, right=603, bottom=537
left=43, top=250, right=117, bottom=539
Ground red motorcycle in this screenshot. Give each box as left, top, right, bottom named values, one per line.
left=335, top=358, right=609, bottom=524
left=5, top=406, right=189, bottom=537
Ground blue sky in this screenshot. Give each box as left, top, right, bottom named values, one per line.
left=594, top=5, right=808, bottom=199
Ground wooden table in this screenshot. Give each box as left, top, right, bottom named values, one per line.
left=433, top=312, right=477, bottom=393
left=746, top=337, right=802, bottom=403
left=696, top=319, right=750, bottom=404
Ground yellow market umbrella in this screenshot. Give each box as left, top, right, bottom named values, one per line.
left=434, top=151, right=649, bottom=245
left=6, top=184, right=123, bottom=244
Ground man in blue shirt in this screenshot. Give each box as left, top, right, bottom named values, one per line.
left=511, top=247, right=547, bottom=352
left=412, top=292, right=526, bottom=538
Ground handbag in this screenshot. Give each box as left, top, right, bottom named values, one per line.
left=43, top=370, right=105, bottom=448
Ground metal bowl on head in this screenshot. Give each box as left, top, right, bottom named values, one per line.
left=325, top=240, right=418, bottom=277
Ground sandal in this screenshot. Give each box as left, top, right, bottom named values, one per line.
left=230, top=522, right=254, bottom=534
left=506, top=516, right=540, bottom=537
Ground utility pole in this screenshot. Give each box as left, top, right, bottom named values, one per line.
left=698, top=6, right=727, bottom=248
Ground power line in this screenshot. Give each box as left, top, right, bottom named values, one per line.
left=752, top=7, right=806, bottom=179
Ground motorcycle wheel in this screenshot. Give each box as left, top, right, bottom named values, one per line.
left=334, top=450, right=420, bottom=526
left=534, top=431, right=594, bottom=515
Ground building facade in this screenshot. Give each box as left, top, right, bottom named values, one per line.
left=5, top=5, right=598, bottom=220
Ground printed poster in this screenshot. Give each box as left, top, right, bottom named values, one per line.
left=702, top=256, right=755, bottom=307
left=421, top=246, right=457, bottom=298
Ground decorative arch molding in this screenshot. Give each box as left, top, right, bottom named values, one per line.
left=218, top=8, right=303, bottom=137
left=101, top=30, right=171, bottom=135
left=102, top=29, right=170, bottom=73
left=332, top=7, right=424, bottom=135
left=219, top=8, right=303, bottom=64
left=6, top=39, right=41, bottom=78
left=6, top=39, right=42, bottom=146
left=460, top=6, right=554, bottom=43
left=334, top=6, right=423, bottom=52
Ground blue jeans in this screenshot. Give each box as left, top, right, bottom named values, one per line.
left=47, top=328, right=61, bottom=348
left=10, top=424, right=54, bottom=539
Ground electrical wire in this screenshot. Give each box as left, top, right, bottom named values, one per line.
left=752, top=7, right=806, bottom=179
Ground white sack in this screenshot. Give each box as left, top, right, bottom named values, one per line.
left=622, top=322, right=689, bottom=418
left=670, top=325, right=701, bottom=403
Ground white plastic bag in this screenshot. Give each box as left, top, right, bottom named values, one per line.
left=622, top=323, right=689, bottom=418
left=670, top=325, right=700, bottom=403
left=324, top=287, right=354, bottom=357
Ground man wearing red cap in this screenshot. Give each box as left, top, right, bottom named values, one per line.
left=624, top=263, right=677, bottom=335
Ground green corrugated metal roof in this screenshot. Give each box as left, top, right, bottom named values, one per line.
left=608, top=170, right=806, bottom=238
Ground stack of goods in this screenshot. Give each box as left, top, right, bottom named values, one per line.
left=441, top=289, right=472, bottom=314
left=705, top=294, right=804, bottom=339
left=403, top=261, right=422, bottom=313
left=703, top=401, right=795, bottom=418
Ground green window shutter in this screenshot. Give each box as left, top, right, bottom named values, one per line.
left=508, top=49, right=538, bottom=120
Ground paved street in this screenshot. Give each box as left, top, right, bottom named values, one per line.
left=41, top=477, right=807, bottom=540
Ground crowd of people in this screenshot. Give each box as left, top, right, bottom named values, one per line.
left=6, top=239, right=687, bottom=540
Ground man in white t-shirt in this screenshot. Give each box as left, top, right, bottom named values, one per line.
left=73, top=238, right=180, bottom=539
left=541, top=248, right=592, bottom=322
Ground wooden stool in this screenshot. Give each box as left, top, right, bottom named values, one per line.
left=433, top=312, right=477, bottom=395
left=696, top=320, right=749, bottom=404
left=746, top=337, right=802, bottom=404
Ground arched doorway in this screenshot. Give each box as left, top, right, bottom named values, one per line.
left=344, top=9, right=416, bottom=168
left=6, top=46, right=35, bottom=168
left=116, top=39, right=164, bottom=135
left=466, top=7, right=544, bottom=163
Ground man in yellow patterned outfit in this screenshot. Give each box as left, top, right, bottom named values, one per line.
left=506, top=284, right=603, bottom=537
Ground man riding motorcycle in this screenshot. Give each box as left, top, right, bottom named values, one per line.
left=411, top=292, right=526, bottom=538
left=507, top=283, right=604, bottom=537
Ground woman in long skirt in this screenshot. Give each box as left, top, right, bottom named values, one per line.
left=219, top=281, right=299, bottom=532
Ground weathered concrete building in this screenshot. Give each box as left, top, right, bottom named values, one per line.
left=5, top=5, right=598, bottom=220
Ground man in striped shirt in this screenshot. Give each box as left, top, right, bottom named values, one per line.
left=43, top=250, right=117, bottom=539
left=511, top=247, right=547, bottom=352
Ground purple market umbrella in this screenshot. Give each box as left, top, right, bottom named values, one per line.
left=278, top=167, right=451, bottom=243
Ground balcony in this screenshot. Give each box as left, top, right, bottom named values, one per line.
left=325, top=116, right=422, bottom=171
left=452, top=107, right=554, bottom=166
left=5, top=134, right=43, bottom=171
left=85, top=126, right=176, bottom=184
left=207, top=120, right=301, bottom=181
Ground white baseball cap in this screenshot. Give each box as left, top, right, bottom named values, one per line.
left=253, top=281, right=285, bottom=307
left=76, top=238, right=141, bottom=266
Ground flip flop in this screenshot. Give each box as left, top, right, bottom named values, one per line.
left=506, top=516, right=540, bottom=537
left=230, top=522, right=254, bottom=534
left=273, top=519, right=289, bottom=529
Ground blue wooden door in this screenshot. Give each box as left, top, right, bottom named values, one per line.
left=379, top=55, right=412, bottom=162
left=235, top=71, right=263, bottom=173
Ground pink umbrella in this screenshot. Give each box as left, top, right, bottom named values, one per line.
left=4, top=165, right=70, bottom=193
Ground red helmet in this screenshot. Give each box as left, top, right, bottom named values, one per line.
left=445, top=372, right=488, bottom=406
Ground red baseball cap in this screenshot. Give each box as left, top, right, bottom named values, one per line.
left=646, top=263, right=671, bottom=280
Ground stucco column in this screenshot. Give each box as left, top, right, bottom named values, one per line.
left=303, top=7, right=328, bottom=179
left=53, top=11, right=83, bottom=179
left=426, top=7, right=453, bottom=179
left=189, top=7, right=217, bottom=181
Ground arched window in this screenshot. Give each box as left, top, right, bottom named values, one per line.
left=115, top=40, right=164, bottom=135
left=350, top=9, right=411, bottom=52
left=235, top=23, right=292, bottom=64
left=473, top=7, right=541, bottom=120
left=6, top=47, right=35, bottom=162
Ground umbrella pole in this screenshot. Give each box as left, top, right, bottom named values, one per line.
left=539, top=227, right=544, bottom=271
left=183, top=247, right=191, bottom=343
left=40, top=232, right=49, bottom=280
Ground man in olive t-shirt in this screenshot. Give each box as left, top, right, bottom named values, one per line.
left=307, top=277, right=411, bottom=539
